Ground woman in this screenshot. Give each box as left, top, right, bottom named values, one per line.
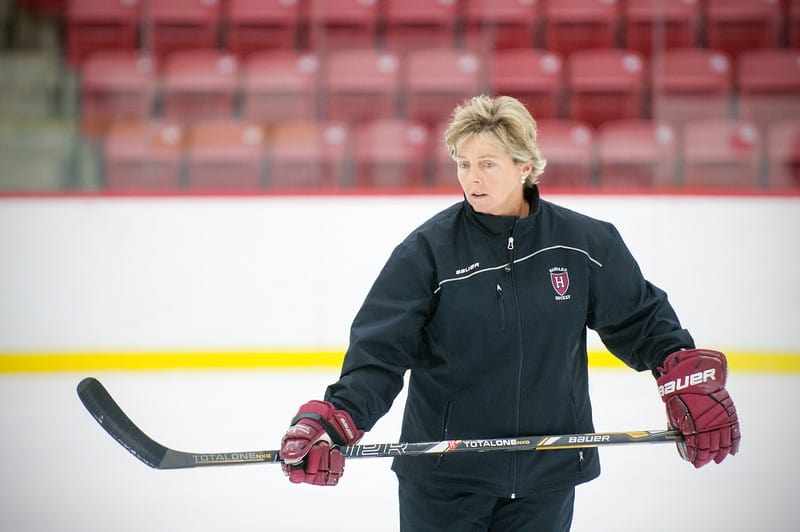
left=279, top=95, right=740, bottom=531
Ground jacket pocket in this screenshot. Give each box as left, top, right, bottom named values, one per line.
left=570, top=392, right=585, bottom=470
left=496, top=283, right=506, bottom=331
left=434, top=401, right=452, bottom=469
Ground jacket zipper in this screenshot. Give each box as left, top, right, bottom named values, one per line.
left=506, top=227, right=525, bottom=499
left=505, top=236, right=514, bottom=272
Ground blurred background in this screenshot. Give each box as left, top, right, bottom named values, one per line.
left=0, top=0, right=799, bottom=192
left=1, top=2, right=799, bottom=530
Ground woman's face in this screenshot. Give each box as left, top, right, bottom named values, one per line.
left=455, top=133, right=532, bottom=217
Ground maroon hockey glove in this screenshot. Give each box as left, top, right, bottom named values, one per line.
left=279, top=400, right=364, bottom=486
left=657, top=349, right=741, bottom=468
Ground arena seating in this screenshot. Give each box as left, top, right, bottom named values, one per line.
left=489, top=48, right=563, bottom=120
left=534, top=120, right=595, bottom=188
left=652, top=48, right=733, bottom=135
left=324, top=48, right=401, bottom=123
left=737, top=48, right=800, bottom=133
left=80, top=50, right=156, bottom=137
left=766, top=120, right=800, bottom=188
left=352, top=119, right=429, bottom=187
left=462, top=0, right=539, bottom=50
left=103, top=120, right=184, bottom=190
left=624, top=0, right=700, bottom=55
left=225, top=0, right=301, bottom=58
left=705, top=0, right=782, bottom=60
left=403, top=47, right=482, bottom=127
left=147, top=0, right=222, bottom=63
left=185, top=119, right=266, bottom=189
left=241, top=50, right=320, bottom=122
left=65, top=0, right=140, bottom=66
left=306, top=0, right=380, bottom=51
left=161, top=49, right=239, bottom=124
left=383, top=0, right=458, bottom=52
left=567, top=48, right=647, bottom=128
left=543, top=0, right=618, bottom=55
left=682, top=119, right=762, bottom=188
left=1, top=0, right=798, bottom=192
left=596, top=120, right=678, bottom=188
left=267, top=120, right=350, bottom=188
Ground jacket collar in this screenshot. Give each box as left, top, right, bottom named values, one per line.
left=463, top=186, right=542, bottom=236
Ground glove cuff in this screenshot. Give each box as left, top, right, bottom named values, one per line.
left=291, top=400, right=364, bottom=446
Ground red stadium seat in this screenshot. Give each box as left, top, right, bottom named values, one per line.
left=489, top=49, right=563, bottom=120
left=682, top=119, right=761, bottom=187
left=306, top=0, right=379, bottom=50
left=65, top=0, right=140, bottom=66
left=80, top=50, right=156, bottom=137
left=241, top=50, right=320, bottom=122
left=104, top=121, right=184, bottom=190
left=544, top=0, right=619, bottom=55
left=429, top=120, right=456, bottom=187
left=352, top=119, right=430, bottom=187
left=567, top=49, right=646, bottom=128
left=737, top=49, right=800, bottom=133
left=225, top=0, right=301, bottom=57
left=596, top=120, right=678, bottom=188
left=185, top=119, right=266, bottom=189
left=161, top=50, right=239, bottom=124
left=404, top=48, right=483, bottom=127
left=652, top=48, right=733, bottom=132
left=383, top=0, right=458, bottom=52
left=463, top=0, right=539, bottom=51
left=624, top=0, right=700, bottom=55
left=705, top=0, right=781, bottom=59
left=535, top=119, right=595, bottom=188
left=324, top=49, right=400, bottom=123
left=267, top=121, right=350, bottom=188
left=766, top=120, right=800, bottom=188
left=147, top=0, right=221, bottom=62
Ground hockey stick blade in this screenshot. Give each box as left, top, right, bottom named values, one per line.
left=78, top=377, right=682, bottom=470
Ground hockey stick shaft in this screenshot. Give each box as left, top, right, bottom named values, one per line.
left=78, top=377, right=682, bottom=470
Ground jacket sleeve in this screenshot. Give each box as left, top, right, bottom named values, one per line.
left=586, top=224, right=695, bottom=373
left=324, top=236, right=437, bottom=431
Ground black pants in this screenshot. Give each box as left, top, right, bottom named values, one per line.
left=398, top=475, right=575, bottom=532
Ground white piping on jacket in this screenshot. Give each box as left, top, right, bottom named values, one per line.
left=434, top=245, right=603, bottom=295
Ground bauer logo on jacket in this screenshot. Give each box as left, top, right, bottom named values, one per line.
left=549, top=267, right=571, bottom=300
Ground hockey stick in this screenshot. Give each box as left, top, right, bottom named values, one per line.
left=77, top=377, right=682, bottom=470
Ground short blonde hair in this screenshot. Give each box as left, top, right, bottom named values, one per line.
left=444, top=95, right=546, bottom=187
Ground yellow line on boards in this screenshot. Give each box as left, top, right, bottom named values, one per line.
left=0, top=351, right=347, bottom=373
left=0, top=350, right=798, bottom=373
left=588, top=350, right=800, bottom=373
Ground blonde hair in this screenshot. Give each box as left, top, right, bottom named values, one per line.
left=444, top=95, right=546, bottom=187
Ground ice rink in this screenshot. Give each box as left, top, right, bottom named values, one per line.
left=1, top=368, right=795, bottom=532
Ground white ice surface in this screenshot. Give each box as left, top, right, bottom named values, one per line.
left=0, top=369, right=795, bottom=531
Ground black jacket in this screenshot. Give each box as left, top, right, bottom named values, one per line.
left=325, top=187, right=694, bottom=497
